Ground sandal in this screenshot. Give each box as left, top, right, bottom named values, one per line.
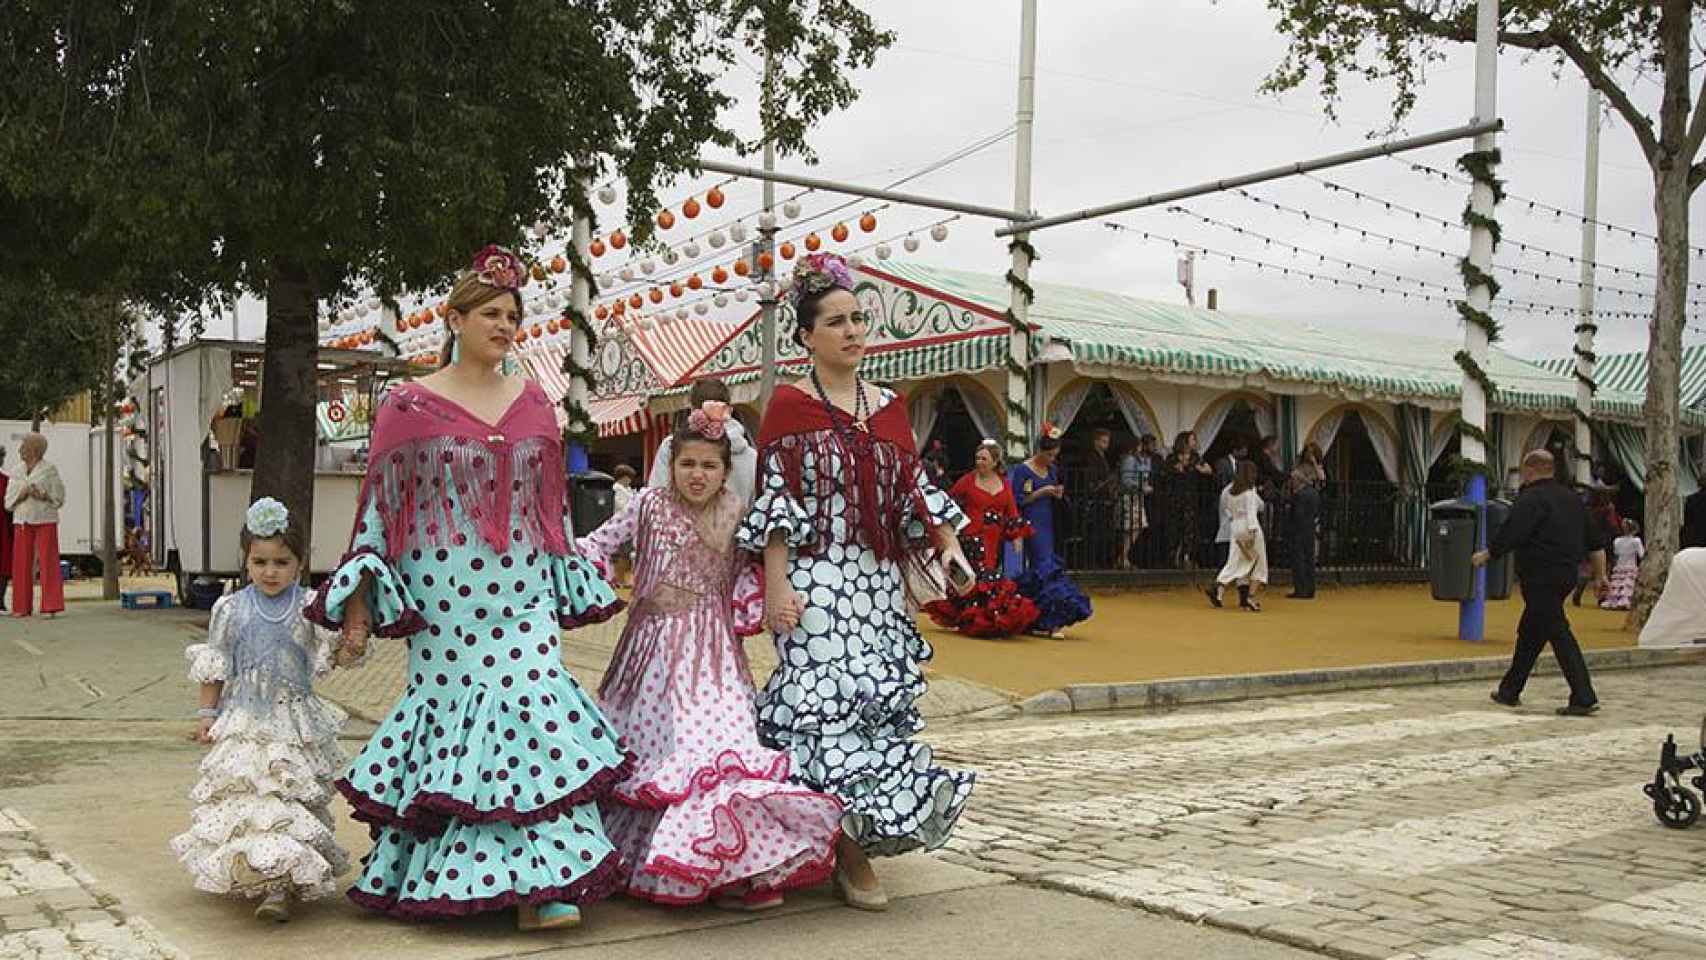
left=1206, top=586, right=1224, bottom=608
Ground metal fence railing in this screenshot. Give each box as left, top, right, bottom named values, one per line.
left=969, top=465, right=1452, bottom=576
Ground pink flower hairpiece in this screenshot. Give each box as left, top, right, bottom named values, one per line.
left=686, top=400, right=730, bottom=440
left=471, top=244, right=526, bottom=291
left=787, top=252, right=855, bottom=310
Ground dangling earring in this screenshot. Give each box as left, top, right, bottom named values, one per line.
left=501, top=353, right=518, bottom=377
left=448, top=329, right=462, bottom=366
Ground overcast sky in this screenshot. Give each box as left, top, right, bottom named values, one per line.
left=228, top=0, right=1703, bottom=365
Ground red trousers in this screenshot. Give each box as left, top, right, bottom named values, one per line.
left=12, top=523, right=64, bottom=616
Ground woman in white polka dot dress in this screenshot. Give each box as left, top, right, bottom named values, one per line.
left=738, top=253, right=977, bottom=911
left=577, top=398, right=843, bottom=910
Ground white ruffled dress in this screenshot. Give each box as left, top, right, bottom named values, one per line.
left=170, top=586, right=352, bottom=900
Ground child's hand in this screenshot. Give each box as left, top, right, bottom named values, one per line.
left=766, top=585, right=805, bottom=634
left=190, top=717, right=215, bottom=743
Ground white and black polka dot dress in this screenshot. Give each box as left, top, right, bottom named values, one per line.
left=737, top=392, right=975, bottom=857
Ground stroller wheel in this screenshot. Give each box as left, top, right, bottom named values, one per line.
left=1646, top=780, right=1702, bottom=829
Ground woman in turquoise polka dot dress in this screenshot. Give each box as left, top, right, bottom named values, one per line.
left=308, top=247, right=627, bottom=931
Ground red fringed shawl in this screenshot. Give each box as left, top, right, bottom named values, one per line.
left=756, top=383, right=934, bottom=565
left=353, top=380, right=571, bottom=561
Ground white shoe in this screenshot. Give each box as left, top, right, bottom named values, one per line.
left=834, top=865, right=889, bottom=912
left=254, top=891, right=290, bottom=923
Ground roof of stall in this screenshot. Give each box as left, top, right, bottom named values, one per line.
left=1535, top=343, right=1706, bottom=411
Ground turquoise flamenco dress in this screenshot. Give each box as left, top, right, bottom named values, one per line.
left=306, top=380, right=630, bottom=919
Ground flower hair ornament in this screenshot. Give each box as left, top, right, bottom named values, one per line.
left=471, top=244, right=526, bottom=291
left=686, top=400, right=730, bottom=440
left=787, top=252, right=856, bottom=311
left=246, top=497, right=290, bottom=538
left=1040, top=422, right=1063, bottom=441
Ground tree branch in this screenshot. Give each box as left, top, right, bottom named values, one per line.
left=1686, top=40, right=1706, bottom=161
left=1552, top=30, right=1661, bottom=163
left=1691, top=159, right=1706, bottom=193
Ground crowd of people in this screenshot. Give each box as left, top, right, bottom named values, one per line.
left=171, top=248, right=977, bottom=929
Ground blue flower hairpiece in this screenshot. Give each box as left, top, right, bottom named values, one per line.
left=246, top=497, right=290, bottom=538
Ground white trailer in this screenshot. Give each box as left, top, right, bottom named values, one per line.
left=0, top=418, right=123, bottom=564
left=137, top=340, right=414, bottom=601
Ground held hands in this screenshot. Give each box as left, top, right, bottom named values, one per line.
left=337, top=613, right=371, bottom=667
left=766, top=581, right=806, bottom=634
left=190, top=717, right=215, bottom=743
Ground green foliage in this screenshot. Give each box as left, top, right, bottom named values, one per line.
left=0, top=276, right=140, bottom=421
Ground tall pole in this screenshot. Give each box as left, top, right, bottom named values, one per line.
left=567, top=172, right=593, bottom=473
left=1458, top=0, right=1499, bottom=642
left=1575, top=87, right=1602, bottom=485
left=101, top=309, right=119, bottom=601
left=757, top=52, right=780, bottom=411
left=1002, top=0, right=1038, bottom=461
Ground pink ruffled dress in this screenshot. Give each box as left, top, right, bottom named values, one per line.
left=577, top=486, right=842, bottom=904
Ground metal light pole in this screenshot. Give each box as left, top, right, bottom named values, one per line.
left=757, top=53, right=781, bottom=411
left=1002, top=0, right=1038, bottom=461
left=1575, top=87, right=1602, bottom=485
left=1458, top=0, right=1500, bottom=642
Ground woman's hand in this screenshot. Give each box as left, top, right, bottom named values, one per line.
left=340, top=580, right=372, bottom=663
left=190, top=717, right=215, bottom=743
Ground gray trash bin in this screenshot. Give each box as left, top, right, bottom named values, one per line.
left=1484, top=498, right=1514, bottom=601
left=569, top=471, right=615, bottom=536
left=1430, top=498, right=1480, bottom=601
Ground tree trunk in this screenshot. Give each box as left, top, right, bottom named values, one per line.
left=1628, top=164, right=1690, bottom=628
left=102, top=400, right=119, bottom=600
left=251, top=261, right=320, bottom=578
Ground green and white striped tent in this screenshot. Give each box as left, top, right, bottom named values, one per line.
left=1536, top=344, right=1706, bottom=411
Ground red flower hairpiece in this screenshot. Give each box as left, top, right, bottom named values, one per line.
left=471, top=244, right=525, bottom=291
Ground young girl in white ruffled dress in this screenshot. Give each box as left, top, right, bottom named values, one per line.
left=171, top=498, right=351, bottom=922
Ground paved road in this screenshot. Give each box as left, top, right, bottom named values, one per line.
left=934, top=663, right=1706, bottom=960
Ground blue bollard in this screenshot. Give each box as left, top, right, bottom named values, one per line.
left=1458, top=472, right=1487, bottom=642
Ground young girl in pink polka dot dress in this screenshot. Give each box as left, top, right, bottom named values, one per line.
left=577, top=399, right=843, bottom=910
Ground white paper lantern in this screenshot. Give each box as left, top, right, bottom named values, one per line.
left=684, top=241, right=701, bottom=258
left=640, top=317, right=656, bottom=331
left=782, top=201, right=801, bottom=220
left=757, top=282, right=775, bottom=298
left=597, top=185, right=617, bottom=205
left=848, top=254, right=866, bottom=269
left=548, top=291, right=563, bottom=308
left=366, top=296, right=381, bottom=312
left=532, top=220, right=550, bottom=240
left=931, top=224, right=950, bottom=242
left=708, top=231, right=726, bottom=249
left=641, top=259, right=656, bottom=275
left=714, top=293, right=729, bottom=308
left=730, top=222, right=748, bottom=242
left=875, top=243, right=892, bottom=260
left=778, top=276, right=794, bottom=292
left=663, top=250, right=679, bottom=266
left=735, top=290, right=750, bottom=303
left=675, top=308, right=689, bottom=321
left=620, top=267, right=636, bottom=281
left=758, top=212, right=777, bottom=231
left=903, top=234, right=920, bottom=253
left=694, top=303, right=708, bottom=316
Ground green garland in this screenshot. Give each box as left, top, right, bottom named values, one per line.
left=1458, top=258, right=1501, bottom=300
left=1460, top=208, right=1503, bottom=248
left=1455, top=149, right=1507, bottom=205
left=1002, top=239, right=1039, bottom=453
left=555, top=185, right=602, bottom=449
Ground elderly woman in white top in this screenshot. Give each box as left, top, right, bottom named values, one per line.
left=4, top=433, right=67, bottom=618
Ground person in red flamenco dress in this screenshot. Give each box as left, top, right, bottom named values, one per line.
left=924, top=440, right=1040, bottom=637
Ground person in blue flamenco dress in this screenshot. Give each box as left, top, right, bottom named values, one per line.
left=307, top=246, right=628, bottom=932
left=1008, top=426, right=1093, bottom=639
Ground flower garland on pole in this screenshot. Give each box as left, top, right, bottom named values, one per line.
left=559, top=176, right=600, bottom=450
left=1003, top=236, right=1038, bottom=458
left=1448, top=145, right=1503, bottom=487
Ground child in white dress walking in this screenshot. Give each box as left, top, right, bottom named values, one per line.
left=1601, top=519, right=1644, bottom=611
left=171, top=498, right=351, bottom=922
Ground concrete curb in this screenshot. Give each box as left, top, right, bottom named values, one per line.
left=1015, top=646, right=1706, bottom=715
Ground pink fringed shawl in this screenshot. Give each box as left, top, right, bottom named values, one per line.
left=354, top=380, right=571, bottom=561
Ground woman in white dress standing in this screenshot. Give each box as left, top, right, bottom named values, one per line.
left=1208, top=461, right=1268, bottom=612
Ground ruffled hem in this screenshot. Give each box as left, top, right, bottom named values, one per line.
left=346, top=849, right=622, bottom=919
left=843, top=766, right=975, bottom=857
left=630, top=847, right=836, bottom=906
left=735, top=486, right=817, bottom=554
left=336, top=751, right=636, bottom=837
left=305, top=547, right=428, bottom=638
left=1017, top=566, right=1092, bottom=632
left=207, top=696, right=347, bottom=748
left=171, top=823, right=350, bottom=899
left=558, top=596, right=625, bottom=630
left=550, top=554, right=625, bottom=629
left=615, top=749, right=793, bottom=809
left=922, top=578, right=1039, bottom=638
left=190, top=747, right=343, bottom=811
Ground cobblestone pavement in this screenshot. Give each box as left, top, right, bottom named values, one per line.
left=931, top=664, right=1706, bottom=960
left=0, top=811, right=181, bottom=960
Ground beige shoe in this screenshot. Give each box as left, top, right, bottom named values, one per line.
left=254, top=891, right=290, bottom=923
left=834, top=865, right=889, bottom=912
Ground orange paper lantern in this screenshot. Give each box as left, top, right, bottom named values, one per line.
left=530, top=324, right=543, bottom=338
left=548, top=320, right=560, bottom=334
left=550, top=256, right=566, bottom=274
left=435, top=303, right=447, bottom=317
left=610, top=230, right=627, bottom=250
left=630, top=294, right=644, bottom=309
left=831, top=222, right=849, bottom=243
left=669, top=282, right=684, bottom=298
left=804, top=233, right=822, bottom=252
left=687, top=274, right=703, bottom=291
left=706, top=187, right=726, bottom=209
left=530, top=263, right=547, bottom=282
left=733, top=259, right=751, bottom=277
left=612, top=300, right=626, bottom=315
left=711, top=266, right=729, bottom=284
left=515, top=330, right=527, bottom=343
left=859, top=212, right=877, bottom=232
left=778, top=242, right=795, bottom=260
left=649, top=288, right=664, bottom=304
left=590, top=238, right=607, bottom=258
left=657, top=209, right=676, bottom=230
left=595, top=305, right=610, bottom=320
left=683, top=197, right=701, bottom=219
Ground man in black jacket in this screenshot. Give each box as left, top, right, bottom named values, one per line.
left=1473, top=450, right=1608, bottom=716
left=1682, top=486, right=1706, bottom=550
